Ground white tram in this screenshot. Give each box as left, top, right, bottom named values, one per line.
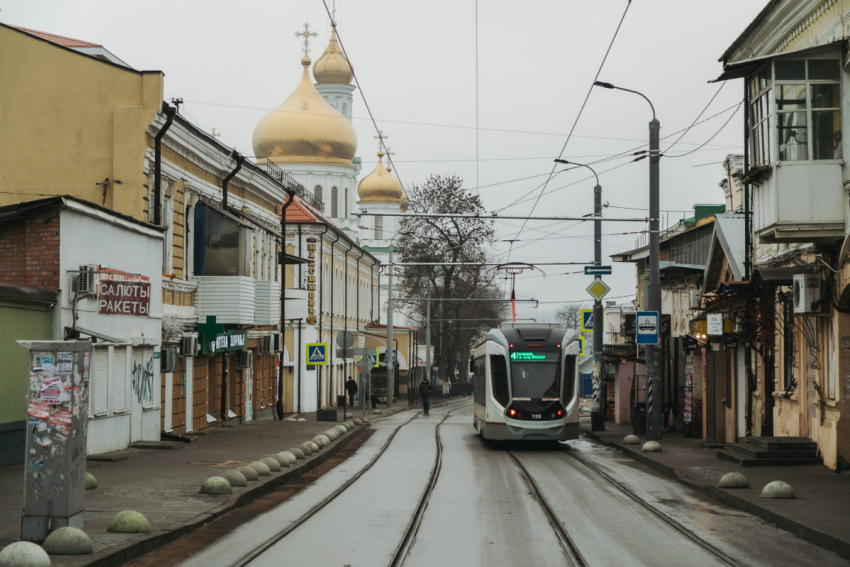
left=471, top=323, right=581, bottom=442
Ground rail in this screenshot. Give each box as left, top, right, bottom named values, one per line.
left=260, top=161, right=325, bottom=212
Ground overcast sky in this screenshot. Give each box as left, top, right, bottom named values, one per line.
left=4, top=0, right=767, bottom=321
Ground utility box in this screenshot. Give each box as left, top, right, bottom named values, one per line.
left=17, top=340, right=92, bottom=542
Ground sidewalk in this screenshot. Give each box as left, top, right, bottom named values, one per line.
left=580, top=419, right=850, bottom=561
left=0, top=403, right=413, bottom=567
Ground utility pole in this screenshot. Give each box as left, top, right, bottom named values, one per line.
left=592, top=182, right=604, bottom=431
left=426, top=283, right=432, bottom=385
left=645, top=117, right=662, bottom=440
left=386, top=246, right=395, bottom=409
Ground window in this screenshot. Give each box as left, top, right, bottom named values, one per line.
left=827, top=321, right=836, bottom=400
left=473, top=357, right=486, bottom=406
left=331, top=186, right=338, bottom=217
left=375, top=216, right=383, bottom=240
left=193, top=202, right=252, bottom=276
left=342, top=102, right=347, bottom=117
left=314, top=185, right=323, bottom=207
left=750, top=58, right=841, bottom=164
left=562, top=355, right=576, bottom=404
left=490, top=355, right=509, bottom=407
left=344, top=188, right=349, bottom=218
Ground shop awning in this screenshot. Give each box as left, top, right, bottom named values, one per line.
left=711, top=41, right=844, bottom=83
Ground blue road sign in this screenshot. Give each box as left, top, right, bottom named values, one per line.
left=636, top=311, right=659, bottom=345
left=580, top=309, right=600, bottom=332
left=306, top=343, right=328, bottom=365
left=584, top=265, right=612, bottom=275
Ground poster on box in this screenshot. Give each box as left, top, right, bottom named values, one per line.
left=27, top=401, right=50, bottom=419
left=40, top=376, right=62, bottom=403
left=684, top=411, right=692, bottom=423
left=56, top=352, right=73, bottom=374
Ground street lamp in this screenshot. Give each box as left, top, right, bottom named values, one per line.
left=554, top=159, right=604, bottom=431
left=593, top=80, right=662, bottom=440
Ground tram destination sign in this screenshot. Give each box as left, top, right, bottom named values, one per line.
left=510, top=352, right=559, bottom=362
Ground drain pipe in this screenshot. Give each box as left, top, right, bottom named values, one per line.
left=222, top=151, right=244, bottom=210
left=327, top=230, right=341, bottom=407
left=316, top=225, right=330, bottom=410
left=297, top=224, right=304, bottom=414
left=153, top=103, right=176, bottom=225
left=277, top=189, right=296, bottom=420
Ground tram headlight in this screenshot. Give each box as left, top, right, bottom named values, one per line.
left=508, top=408, right=520, bottom=418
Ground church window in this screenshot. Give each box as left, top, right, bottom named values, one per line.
left=331, top=186, right=338, bottom=217
left=342, top=103, right=347, bottom=117
left=375, top=216, right=383, bottom=240
left=344, top=188, right=349, bottom=217
left=314, top=185, right=323, bottom=209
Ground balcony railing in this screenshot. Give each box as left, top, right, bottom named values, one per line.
left=261, top=161, right=324, bottom=212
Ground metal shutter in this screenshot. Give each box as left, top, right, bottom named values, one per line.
left=113, top=346, right=127, bottom=413
left=164, top=371, right=173, bottom=432
left=705, top=349, right=716, bottom=443
left=92, top=348, right=109, bottom=416
left=806, top=346, right=817, bottom=438
left=736, top=348, right=746, bottom=438
left=185, top=357, right=194, bottom=433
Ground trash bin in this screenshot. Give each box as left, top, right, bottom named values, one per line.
left=337, top=395, right=346, bottom=408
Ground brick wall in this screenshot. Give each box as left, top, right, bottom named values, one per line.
left=0, top=206, right=60, bottom=289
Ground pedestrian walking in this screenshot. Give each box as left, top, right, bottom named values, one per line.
left=345, top=376, right=358, bottom=407
left=419, top=378, right=433, bottom=415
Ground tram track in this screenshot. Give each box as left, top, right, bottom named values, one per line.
left=507, top=451, right=588, bottom=567
left=561, top=448, right=749, bottom=567
left=227, top=402, right=465, bottom=567
left=229, top=411, right=422, bottom=567
left=389, top=408, right=455, bottom=567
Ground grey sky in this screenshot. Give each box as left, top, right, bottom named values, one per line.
left=3, top=0, right=766, bottom=321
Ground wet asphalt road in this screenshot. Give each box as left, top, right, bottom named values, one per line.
left=175, top=400, right=849, bottom=567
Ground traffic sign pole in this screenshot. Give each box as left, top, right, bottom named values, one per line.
left=591, top=182, right=605, bottom=432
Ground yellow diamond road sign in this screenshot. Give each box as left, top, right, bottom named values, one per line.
left=586, top=277, right=611, bottom=302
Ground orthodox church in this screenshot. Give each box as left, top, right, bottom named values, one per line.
left=251, top=21, right=410, bottom=326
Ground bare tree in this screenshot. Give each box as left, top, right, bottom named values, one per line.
left=555, top=303, right=590, bottom=331
left=396, top=175, right=506, bottom=382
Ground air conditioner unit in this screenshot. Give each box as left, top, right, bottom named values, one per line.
left=689, top=290, right=701, bottom=309
left=259, top=335, right=274, bottom=355
left=237, top=350, right=253, bottom=369
left=181, top=335, right=198, bottom=357
left=161, top=346, right=179, bottom=373
left=793, top=274, right=822, bottom=313
left=272, top=333, right=283, bottom=353
left=76, top=264, right=99, bottom=295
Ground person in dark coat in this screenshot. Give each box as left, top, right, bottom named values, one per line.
left=345, top=376, right=358, bottom=407
left=418, top=378, right=433, bottom=415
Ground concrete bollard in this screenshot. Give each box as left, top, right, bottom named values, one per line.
left=353, top=418, right=363, bottom=425
left=719, top=472, right=749, bottom=489
left=221, top=469, right=248, bottom=487
left=277, top=452, right=297, bottom=467
left=337, top=424, right=349, bottom=433
left=761, top=480, right=795, bottom=499
left=298, top=443, right=313, bottom=456
left=307, top=441, right=320, bottom=452
left=641, top=441, right=662, bottom=453
left=622, top=435, right=641, bottom=445
left=237, top=465, right=259, bottom=481
left=289, top=448, right=306, bottom=459
left=107, top=510, right=151, bottom=533
left=84, top=472, right=97, bottom=490
left=296, top=418, right=306, bottom=422
left=200, top=477, right=232, bottom=495
left=0, top=542, right=51, bottom=567
left=42, top=527, right=93, bottom=555
left=324, top=429, right=338, bottom=441
left=260, top=457, right=281, bottom=472
left=312, top=435, right=329, bottom=448
left=372, top=409, right=383, bottom=415
left=249, top=461, right=271, bottom=476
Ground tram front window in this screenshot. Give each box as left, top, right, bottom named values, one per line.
left=510, top=362, right=561, bottom=399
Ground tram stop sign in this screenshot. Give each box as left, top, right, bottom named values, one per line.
left=636, top=311, right=659, bottom=345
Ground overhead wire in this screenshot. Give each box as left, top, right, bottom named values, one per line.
left=506, top=0, right=633, bottom=258
left=662, top=82, right=725, bottom=155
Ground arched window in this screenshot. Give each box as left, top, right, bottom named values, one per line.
left=375, top=216, right=383, bottom=240
left=314, top=185, right=323, bottom=208
left=344, top=188, right=349, bottom=218
left=331, top=186, right=338, bottom=217
left=342, top=102, right=347, bottom=117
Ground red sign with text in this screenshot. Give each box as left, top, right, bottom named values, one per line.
left=98, top=280, right=151, bottom=317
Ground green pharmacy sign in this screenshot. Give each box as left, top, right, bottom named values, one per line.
left=510, top=352, right=547, bottom=361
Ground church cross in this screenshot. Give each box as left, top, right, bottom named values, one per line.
left=210, top=128, right=221, bottom=139
left=374, top=130, right=388, bottom=153
left=295, top=23, right=318, bottom=57
left=384, top=147, right=395, bottom=171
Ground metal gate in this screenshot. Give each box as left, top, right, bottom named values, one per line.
left=806, top=341, right=817, bottom=438
left=736, top=348, right=746, bottom=438
left=185, top=356, right=194, bottom=433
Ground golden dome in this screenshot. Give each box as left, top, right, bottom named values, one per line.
left=313, top=25, right=353, bottom=84
left=358, top=152, right=404, bottom=203
left=400, top=192, right=409, bottom=212
left=252, top=57, right=357, bottom=166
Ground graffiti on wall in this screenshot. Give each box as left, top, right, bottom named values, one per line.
left=132, top=353, right=154, bottom=407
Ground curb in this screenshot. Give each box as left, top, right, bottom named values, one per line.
left=580, top=428, right=850, bottom=561
left=70, top=425, right=370, bottom=567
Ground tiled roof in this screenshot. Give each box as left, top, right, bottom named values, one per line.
left=13, top=26, right=102, bottom=48
left=285, top=194, right=336, bottom=226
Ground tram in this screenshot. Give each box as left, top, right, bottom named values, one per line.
left=471, top=323, right=581, bottom=442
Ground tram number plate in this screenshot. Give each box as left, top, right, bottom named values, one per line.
left=532, top=414, right=542, bottom=420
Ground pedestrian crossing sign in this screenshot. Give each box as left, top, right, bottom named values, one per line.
left=306, top=343, right=328, bottom=365
left=577, top=337, right=585, bottom=356
left=581, top=309, right=593, bottom=332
